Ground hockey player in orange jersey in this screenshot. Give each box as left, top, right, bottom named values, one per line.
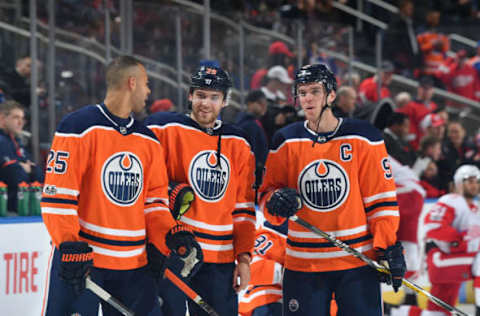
left=239, top=217, right=340, bottom=316
left=41, top=56, right=202, bottom=316
left=145, top=65, right=256, bottom=316
left=259, top=64, right=406, bottom=315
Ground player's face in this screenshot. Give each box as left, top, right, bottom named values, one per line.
left=298, top=82, right=336, bottom=123
left=2, top=108, right=25, bottom=136
left=189, top=89, right=225, bottom=128
left=463, top=177, right=480, bottom=199
left=131, top=66, right=151, bottom=113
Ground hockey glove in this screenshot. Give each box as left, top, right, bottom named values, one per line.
left=59, top=241, right=93, bottom=295
left=377, top=242, right=406, bottom=292
left=165, top=225, right=203, bottom=280
left=168, top=181, right=195, bottom=220
left=266, top=188, right=302, bottom=218
left=146, top=243, right=168, bottom=280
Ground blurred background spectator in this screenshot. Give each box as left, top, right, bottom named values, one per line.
left=332, top=86, right=357, bottom=118
left=0, top=100, right=43, bottom=213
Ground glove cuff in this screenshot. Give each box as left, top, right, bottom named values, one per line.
left=59, top=241, right=93, bottom=263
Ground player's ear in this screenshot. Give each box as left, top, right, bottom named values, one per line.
left=127, top=76, right=137, bottom=91
left=327, top=90, right=336, bottom=105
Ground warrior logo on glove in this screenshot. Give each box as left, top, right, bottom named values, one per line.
left=298, top=160, right=349, bottom=212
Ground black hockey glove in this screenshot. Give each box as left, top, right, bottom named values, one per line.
left=377, top=242, right=406, bottom=292
left=165, top=225, right=203, bottom=280
left=59, top=241, right=93, bottom=295
left=146, top=243, right=168, bottom=280
left=168, top=181, right=195, bottom=220
left=266, top=188, right=302, bottom=218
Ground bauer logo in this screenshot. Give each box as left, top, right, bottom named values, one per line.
left=298, top=160, right=349, bottom=212
left=101, top=152, right=143, bottom=206
left=188, top=150, right=230, bottom=202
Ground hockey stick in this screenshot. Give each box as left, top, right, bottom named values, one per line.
left=164, top=268, right=220, bottom=316
left=85, top=276, right=135, bottom=316
left=290, top=215, right=469, bottom=316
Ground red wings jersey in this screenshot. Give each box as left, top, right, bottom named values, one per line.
left=41, top=104, right=176, bottom=270
left=424, top=193, right=480, bottom=250
left=357, top=76, right=391, bottom=105
left=145, top=112, right=256, bottom=263
left=239, top=226, right=286, bottom=315
left=260, top=118, right=399, bottom=272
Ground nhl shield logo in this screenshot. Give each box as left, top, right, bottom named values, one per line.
left=188, top=150, right=230, bottom=202
left=298, top=160, right=349, bottom=212
left=101, top=152, right=143, bottom=206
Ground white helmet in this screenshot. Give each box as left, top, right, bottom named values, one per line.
left=454, top=164, right=480, bottom=186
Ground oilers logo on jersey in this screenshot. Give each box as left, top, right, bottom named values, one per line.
left=101, top=152, right=143, bottom=206
left=298, top=160, right=350, bottom=212
left=188, top=150, right=230, bottom=202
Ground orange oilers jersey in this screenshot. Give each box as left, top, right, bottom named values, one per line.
left=145, top=112, right=256, bottom=263
left=259, top=118, right=400, bottom=273
left=239, top=223, right=287, bottom=315
left=41, top=104, right=177, bottom=270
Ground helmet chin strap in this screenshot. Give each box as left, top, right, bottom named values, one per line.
left=312, top=93, right=331, bottom=147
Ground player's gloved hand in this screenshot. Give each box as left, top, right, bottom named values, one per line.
left=165, top=225, right=203, bottom=280
left=168, top=181, right=195, bottom=220
left=266, top=188, right=302, bottom=218
left=377, top=242, right=406, bottom=292
left=59, top=241, right=93, bottom=295
left=146, top=243, right=168, bottom=280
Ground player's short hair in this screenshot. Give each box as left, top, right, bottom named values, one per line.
left=386, top=112, right=408, bottom=127
left=246, top=90, right=266, bottom=104
left=105, top=55, right=142, bottom=89
left=0, top=100, right=23, bottom=116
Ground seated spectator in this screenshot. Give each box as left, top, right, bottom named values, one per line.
left=383, top=0, right=421, bottom=76
left=357, top=60, right=394, bottom=106
left=437, top=49, right=478, bottom=104
left=437, top=120, right=476, bottom=191
left=0, top=100, right=43, bottom=213
left=394, top=92, right=412, bottom=108
left=0, top=56, right=44, bottom=109
left=332, top=86, right=357, bottom=118
left=341, top=71, right=361, bottom=91
left=416, top=9, right=449, bottom=87
left=261, top=65, right=293, bottom=105
left=235, top=90, right=269, bottom=191
left=419, top=160, right=445, bottom=198
left=412, top=135, right=442, bottom=177
left=250, top=41, right=294, bottom=90
left=396, top=75, right=437, bottom=150
left=383, top=112, right=417, bottom=167
left=419, top=112, right=446, bottom=141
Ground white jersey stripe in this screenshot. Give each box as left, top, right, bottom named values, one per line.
left=91, top=245, right=145, bottom=258
left=41, top=207, right=78, bottom=216
left=197, top=242, right=233, bottom=251
left=144, top=206, right=170, bottom=215
left=181, top=216, right=233, bottom=232
left=235, top=202, right=255, bottom=209
left=367, top=210, right=399, bottom=220
left=78, top=218, right=146, bottom=237
left=363, top=191, right=397, bottom=204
